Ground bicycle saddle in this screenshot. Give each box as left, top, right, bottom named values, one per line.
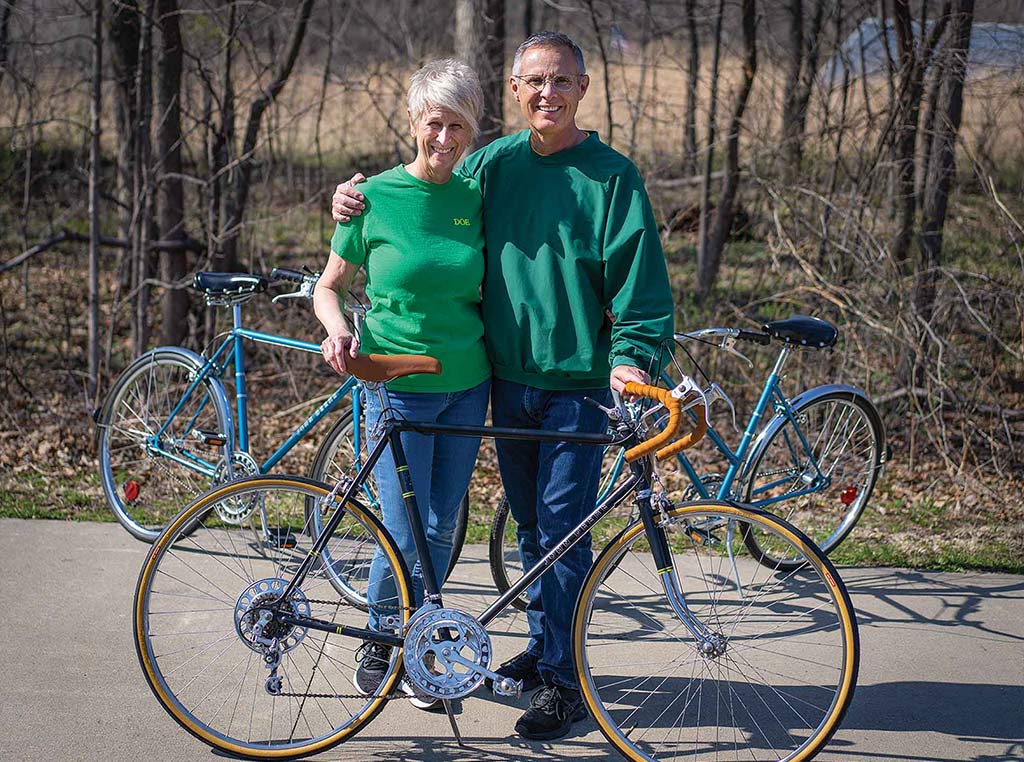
left=192, top=272, right=268, bottom=295
left=347, top=353, right=442, bottom=382
left=762, top=315, right=838, bottom=348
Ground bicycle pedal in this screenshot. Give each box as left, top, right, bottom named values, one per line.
left=266, top=527, right=297, bottom=549
left=685, top=525, right=722, bottom=547
left=491, top=677, right=522, bottom=698
left=191, top=429, right=228, bottom=447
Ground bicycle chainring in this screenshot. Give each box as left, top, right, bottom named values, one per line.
left=213, top=451, right=261, bottom=523
left=403, top=607, right=492, bottom=700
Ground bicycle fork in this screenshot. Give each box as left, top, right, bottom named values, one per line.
left=635, top=489, right=729, bottom=658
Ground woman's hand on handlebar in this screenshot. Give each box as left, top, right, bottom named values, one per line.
left=320, top=331, right=360, bottom=376
left=610, top=364, right=650, bottom=396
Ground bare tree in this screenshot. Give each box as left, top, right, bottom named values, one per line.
left=682, top=0, right=700, bottom=175
left=456, top=0, right=505, bottom=146
left=779, top=0, right=828, bottom=176
left=219, top=0, right=316, bottom=271
left=88, top=0, right=102, bottom=400
left=887, top=0, right=950, bottom=265
left=698, top=0, right=758, bottom=301
left=916, top=0, right=975, bottom=321
left=155, top=0, right=187, bottom=345
left=0, top=0, right=16, bottom=91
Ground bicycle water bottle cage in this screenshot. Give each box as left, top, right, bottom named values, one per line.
left=193, top=272, right=269, bottom=307
left=763, top=315, right=837, bottom=349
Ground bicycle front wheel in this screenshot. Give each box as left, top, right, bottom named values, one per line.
left=574, top=500, right=859, bottom=762
left=134, top=475, right=413, bottom=759
left=742, top=390, right=884, bottom=571
left=98, top=348, right=231, bottom=543
left=309, top=408, right=467, bottom=592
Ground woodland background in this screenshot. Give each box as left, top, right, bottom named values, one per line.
left=1, top=0, right=1022, bottom=570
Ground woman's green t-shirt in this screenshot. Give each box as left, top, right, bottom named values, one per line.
left=330, top=164, right=490, bottom=392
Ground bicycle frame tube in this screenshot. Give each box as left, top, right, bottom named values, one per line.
left=261, top=376, right=359, bottom=471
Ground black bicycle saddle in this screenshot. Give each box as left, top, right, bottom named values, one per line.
left=192, top=272, right=268, bottom=296
left=762, top=315, right=838, bottom=348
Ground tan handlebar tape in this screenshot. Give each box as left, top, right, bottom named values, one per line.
left=345, top=353, right=441, bottom=382
left=622, top=383, right=708, bottom=462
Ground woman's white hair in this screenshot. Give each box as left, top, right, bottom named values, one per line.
left=407, top=59, right=484, bottom=141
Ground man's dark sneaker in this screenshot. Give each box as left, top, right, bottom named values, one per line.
left=514, top=684, right=588, bottom=741
left=485, top=650, right=542, bottom=693
left=353, top=641, right=392, bottom=696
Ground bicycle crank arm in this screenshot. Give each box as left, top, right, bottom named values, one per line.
left=442, top=650, right=522, bottom=698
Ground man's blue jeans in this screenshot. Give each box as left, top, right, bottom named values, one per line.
left=491, top=378, right=610, bottom=689
left=364, top=379, right=490, bottom=631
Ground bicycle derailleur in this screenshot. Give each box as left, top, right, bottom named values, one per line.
left=233, top=577, right=310, bottom=695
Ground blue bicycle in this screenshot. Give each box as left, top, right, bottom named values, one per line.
left=490, top=316, right=886, bottom=607
left=95, top=267, right=469, bottom=558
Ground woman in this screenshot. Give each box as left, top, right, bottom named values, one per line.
left=313, top=59, right=489, bottom=709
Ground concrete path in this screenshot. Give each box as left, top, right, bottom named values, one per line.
left=1, top=518, right=1021, bottom=761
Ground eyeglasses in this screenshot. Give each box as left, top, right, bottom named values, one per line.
left=513, top=74, right=579, bottom=93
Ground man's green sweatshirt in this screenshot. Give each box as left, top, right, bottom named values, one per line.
left=460, top=130, right=674, bottom=390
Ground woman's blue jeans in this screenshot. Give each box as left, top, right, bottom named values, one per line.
left=364, top=379, right=490, bottom=631
left=491, top=378, right=610, bottom=689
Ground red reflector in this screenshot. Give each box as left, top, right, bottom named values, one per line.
left=840, top=486, right=857, bottom=506
left=124, top=480, right=141, bottom=502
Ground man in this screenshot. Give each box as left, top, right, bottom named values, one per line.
left=332, top=31, right=674, bottom=741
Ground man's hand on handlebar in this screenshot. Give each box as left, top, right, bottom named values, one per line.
left=320, top=332, right=360, bottom=376
left=611, top=364, right=650, bottom=395
left=331, top=173, right=367, bottom=222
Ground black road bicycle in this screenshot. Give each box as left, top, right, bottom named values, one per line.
left=133, top=353, right=860, bottom=762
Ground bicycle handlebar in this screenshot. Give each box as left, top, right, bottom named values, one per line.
left=271, top=267, right=315, bottom=284
left=622, top=383, right=707, bottom=463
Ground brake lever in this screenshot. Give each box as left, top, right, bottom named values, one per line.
left=271, top=281, right=316, bottom=303
left=705, top=382, right=738, bottom=433
left=719, top=336, right=754, bottom=368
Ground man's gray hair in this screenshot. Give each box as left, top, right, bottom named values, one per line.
left=512, top=32, right=586, bottom=76
left=407, top=59, right=484, bottom=141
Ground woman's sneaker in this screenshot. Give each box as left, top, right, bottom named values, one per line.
left=353, top=641, right=392, bottom=696
left=400, top=677, right=443, bottom=711
left=514, top=684, right=588, bottom=740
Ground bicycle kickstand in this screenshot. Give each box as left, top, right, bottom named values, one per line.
left=442, top=699, right=467, bottom=748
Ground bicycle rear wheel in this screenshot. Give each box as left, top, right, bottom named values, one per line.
left=574, top=500, right=859, bottom=762
left=98, top=348, right=231, bottom=543
left=309, top=408, right=467, bottom=592
left=134, top=475, right=413, bottom=759
left=742, top=390, right=884, bottom=571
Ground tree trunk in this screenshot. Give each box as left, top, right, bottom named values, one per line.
left=156, top=0, right=188, bottom=346
left=583, top=0, right=614, bottom=144
left=132, top=0, right=156, bottom=355
left=780, top=0, right=827, bottom=176
left=698, top=0, right=757, bottom=301
left=888, top=0, right=951, bottom=266
left=696, top=0, right=726, bottom=298
left=779, top=0, right=805, bottom=173
left=0, top=0, right=16, bottom=91
left=88, top=0, right=103, bottom=400
left=916, top=0, right=974, bottom=322
left=455, top=0, right=505, bottom=146
left=682, top=0, right=700, bottom=175
left=220, top=0, right=315, bottom=272
left=108, top=0, right=141, bottom=290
